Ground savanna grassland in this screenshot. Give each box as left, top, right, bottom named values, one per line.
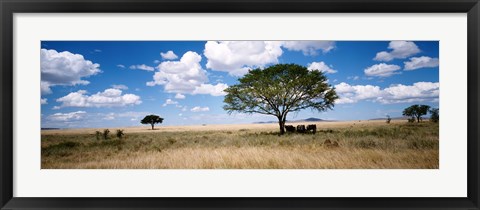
left=41, top=120, right=439, bottom=169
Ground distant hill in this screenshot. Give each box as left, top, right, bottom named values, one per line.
left=253, top=117, right=328, bottom=124
left=302, top=117, right=324, bottom=122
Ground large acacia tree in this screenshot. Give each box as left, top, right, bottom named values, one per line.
left=223, top=64, right=338, bottom=135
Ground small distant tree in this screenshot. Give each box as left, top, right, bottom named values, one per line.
left=386, top=115, right=391, bottom=124
left=103, top=129, right=110, bottom=140
left=402, top=104, right=431, bottom=123
left=141, top=114, right=164, bottom=130
left=430, top=108, right=439, bottom=123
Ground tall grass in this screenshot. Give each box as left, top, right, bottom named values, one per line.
left=41, top=122, right=439, bottom=169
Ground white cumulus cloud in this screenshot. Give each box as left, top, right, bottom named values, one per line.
left=41, top=49, right=101, bottom=95
left=192, top=83, right=228, bottom=96
left=204, top=41, right=283, bottom=76
left=111, top=84, right=128, bottom=90
left=47, top=111, right=87, bottom=122
left=307, top=61, right=337, bottom=74
left=103, top=113, right=115, bottom=120
left=404, top=56, right=439, bottom=70
left=174, top=93, right=186, bottom=99
left=129, top=64, right=155, bottom=71
left=191, top=106, right=210, bottom=112
left=160, top=50, right=178, bottom=60
left=334, top=82, right=439, bottom=104
left=147, top=51, right=208, bottom=91
left=379, top=82, right=439, bottom=104
left=41, top=98, right=48, bottom=105
left=204, top=41, right=336, bottom=76
left=281, top=41, right=335, bottom=55
left=147, top=51, right=228, bottom=97
left=364, top=63, right=401, bottom=77
left=162, top=99, right=178, bottom=107
left=56, top=88, right=142, bottom=108
left=374, top=41, right=421, bottom=61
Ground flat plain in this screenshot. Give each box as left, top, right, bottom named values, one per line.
left=41, top=120, right=439, bottom=169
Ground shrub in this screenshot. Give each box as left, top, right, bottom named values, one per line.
left=95, top=131, right=101, bottom=140
left=116, top=129, right=125, bottom=139
left=386, top=115, right=391, bottom=124
left=103, top=129, right=110, bottom=140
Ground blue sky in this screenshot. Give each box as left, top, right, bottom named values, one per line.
left=40, top=41, right=439, bottom=128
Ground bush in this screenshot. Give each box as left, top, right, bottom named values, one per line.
left=95, top=131, right=101, bottom=140
left=103, top=129, right=110, bottom=140
left=116, top=129, right=125, bottom=139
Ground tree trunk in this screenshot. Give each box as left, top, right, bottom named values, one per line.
left=416, top=115, right=421, bottom=123
left=151, top=123, right=154, bottom=130
left=278, top=116, right=285, bottom=135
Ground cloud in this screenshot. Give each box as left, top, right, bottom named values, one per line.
left=103, top=113, right=115, bottom=120
left=404, top=56, right=439, bottom=70
left=162, top=99, right=178, bottom=107
left=374, top=41, right=421, bottom=61
left=192, top=83, right=228, bottom=96
left=47, top=111, right=87, bottom=122
left=56, top=88, right=142, bottom=108
left=147, top=51, right=208, bottom=90
left=117, top=64, right=125, bottom=68
left=111, top=84, right=128, bottom=90
left=379, top=82, right=440, bottom=104
left=191, top=106, right=210, bottom=112
left=204, top=41, right=283, bottom=76
left=281, top=41, right=335, bottom=55
left=41, top=98, right=48, bottom=105
left=94, top=49, right=102, bottom=53
left=153, top=60, right=161, bottom=64
left=160, top=50, right=178, bottom=60
left=203, top=41, right=337, bottom=76
left=307, top=61, right=337, bottom=74
left=174, top=93, right=186, bottom=99
left=364, top=63, right=401, bottom=77
left=334, top=82, right=382, bottom=104
left=129, top=64, right=155, bottom=71
left=41, top=49, right=101, bottom=95
left=147, top=51, right=228, bottom=96
left=334, top=81, right=439, bottom=104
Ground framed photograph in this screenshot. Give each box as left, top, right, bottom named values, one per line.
left=1, top=0, right=479, bottom=209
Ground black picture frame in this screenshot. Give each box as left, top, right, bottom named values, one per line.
left=1, top=0, right=479, bottom=209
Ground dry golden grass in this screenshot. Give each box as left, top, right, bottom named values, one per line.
left=41, top=120, right=439, bottom=169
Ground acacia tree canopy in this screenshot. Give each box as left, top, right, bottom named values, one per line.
left=223, top=63, right=338, bottom=134
left=141, top=114, right=164, bottom=130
